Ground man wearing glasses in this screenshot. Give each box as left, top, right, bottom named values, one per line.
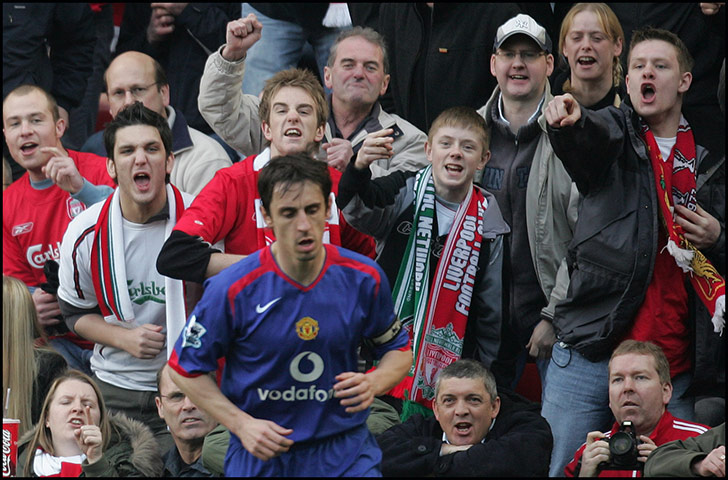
left=155, top=364, right=218, bottom=477
left=476, top=14, right=578, bottom=393
left=80, top=51, right=232, bottom=196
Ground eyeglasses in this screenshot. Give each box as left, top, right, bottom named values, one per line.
left=109, top=82, right=158, bottom=100
left=159, top=392, right=186, bottom=404
left=494, top=50, right=547, bottom=63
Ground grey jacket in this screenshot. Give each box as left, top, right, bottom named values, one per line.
left=197, top=47, right=429, bottom=177
left=477, top=84, right=579, bottom=322
left=645, top=423, right=725, bottom=477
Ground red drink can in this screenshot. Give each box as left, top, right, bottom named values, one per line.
left=2, top=419, right=19, bottom=477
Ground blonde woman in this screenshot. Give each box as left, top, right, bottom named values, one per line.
left=18, top=370, right=162, bottom=476
left=2, top=275, right=67, bottom=438
left=554, top=3, right=625, bottom=109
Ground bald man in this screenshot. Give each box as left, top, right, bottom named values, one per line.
left=80, top=51, right=232, bottom=196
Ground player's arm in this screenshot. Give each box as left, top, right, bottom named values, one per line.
left=168, top=367, right=294, bottom=461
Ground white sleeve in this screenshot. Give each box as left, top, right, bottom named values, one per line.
left=57, top=210, right=99, bottom=310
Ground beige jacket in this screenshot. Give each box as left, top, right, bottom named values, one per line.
left=198, top=47, right=428, bottom=178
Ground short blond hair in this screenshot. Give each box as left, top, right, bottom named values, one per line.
left=428, top=106, right=490, bottom=154
left=3, top=84, right=60, bottom=123
left=609, top=340, right=671, bottom=385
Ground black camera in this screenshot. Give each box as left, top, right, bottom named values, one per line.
left=599, top=421, right=643, bottom=471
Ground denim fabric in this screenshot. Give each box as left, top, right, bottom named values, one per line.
left=241, top=3, right=342, bottom=96
left=541, top=342, right=613, bottom=476
left=48, top=337, right=93, bottom=376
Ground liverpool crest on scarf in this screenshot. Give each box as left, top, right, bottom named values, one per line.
left=641, top=116, right=725, bottom=334
left=388, top=165, right=487, bottom=417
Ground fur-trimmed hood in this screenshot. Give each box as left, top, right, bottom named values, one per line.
left=18, top=412, right=163, bottom=477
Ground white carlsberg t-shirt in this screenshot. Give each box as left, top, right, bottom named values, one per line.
left=89, top=218, right=169, bottom=391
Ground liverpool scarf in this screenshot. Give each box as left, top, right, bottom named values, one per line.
left=90, top=184, right=189, bottom=357
left=389, top=165, right=487, bottom=417
left=251, top=148, right=342, bottom=247
left=641, top=116, right=725, bottom=334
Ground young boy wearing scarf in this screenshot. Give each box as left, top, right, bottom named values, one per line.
left=338, top=106, right=510, bottom=421
left=542, top=27, right=725, bottom=477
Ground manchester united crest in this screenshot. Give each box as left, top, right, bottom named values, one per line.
left=295, top=317, right=319, bottom=341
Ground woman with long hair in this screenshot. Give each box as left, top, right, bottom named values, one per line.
left=554, top=3, right=625, bottom=109
left=18, top=370, right=162, bottom=477
left=2, top=275, right=67, bottom=437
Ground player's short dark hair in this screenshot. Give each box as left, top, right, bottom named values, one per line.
left=257, top=154, right=332, bottom=212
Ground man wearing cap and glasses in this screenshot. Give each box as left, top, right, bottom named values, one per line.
left=476, top=14, right=578, bottom=400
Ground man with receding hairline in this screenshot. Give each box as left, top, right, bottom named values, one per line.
left=3, top=84, right=114, bottom=374
left=81, top=51, right=232, bottom=196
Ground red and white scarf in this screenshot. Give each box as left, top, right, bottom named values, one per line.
left=32, top=448, right=84, bottom=477
left=641, top=116, right=725, bottom=334
left=389, top=165, right=487, bottom=415
left=90, top=184, right=189, bottom=357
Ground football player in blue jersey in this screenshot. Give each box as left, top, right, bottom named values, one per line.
left=167, top=153, right=412, bottom=476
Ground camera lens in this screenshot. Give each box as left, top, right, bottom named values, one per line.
left=610, top=432, right=633, bottom=455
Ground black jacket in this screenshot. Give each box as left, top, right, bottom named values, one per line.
left=547, top=102, right=720, bottom=362
left=3, top=3, right=95, bottom=112
left=116, top=3, right=238, bottom=135
left=376, top=389, right=552, bottom=477
left=688, top=152, right=725, bottom=397
left=375, top=3, right=520, bottom=132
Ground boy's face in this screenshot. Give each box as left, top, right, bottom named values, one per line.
left=626, top=39, right=691, bottom=125
left=262, top=86, right=325, bottom=158
left=426, top=126, right=489, bottom=204
left=2, top=90, right=64, bottom=178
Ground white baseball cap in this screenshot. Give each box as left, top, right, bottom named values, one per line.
left=493, top=14, right=552, bottom=53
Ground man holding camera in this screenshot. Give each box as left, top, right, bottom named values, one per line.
left=565, top=340, right=709, bottom=477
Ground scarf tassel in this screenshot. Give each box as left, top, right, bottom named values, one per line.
left=712, top=295, right=725, bottom=335
left=666, top=239, right=694, bottom=272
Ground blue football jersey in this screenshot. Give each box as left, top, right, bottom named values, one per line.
left=170, top=244, right=408, bottom=444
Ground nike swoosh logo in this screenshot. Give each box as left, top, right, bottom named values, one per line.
left=256, top=297, right=281, bottom=314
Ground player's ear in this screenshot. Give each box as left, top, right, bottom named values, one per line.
left=259, top=203, right=273, bottom=228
